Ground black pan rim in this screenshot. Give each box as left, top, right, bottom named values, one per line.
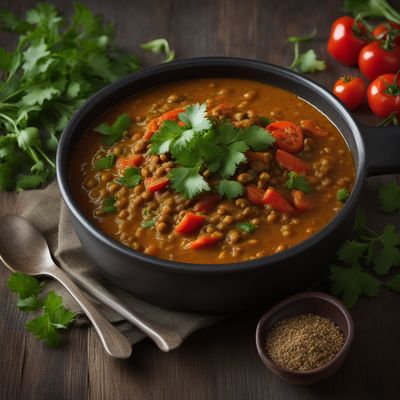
left=57, top=56, right=366, bottom=274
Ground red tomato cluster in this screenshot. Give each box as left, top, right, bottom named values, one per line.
left=328, top=16, right=400, bottom=120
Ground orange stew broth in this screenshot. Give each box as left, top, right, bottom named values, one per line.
left=70, top=78, right=355, bottom=264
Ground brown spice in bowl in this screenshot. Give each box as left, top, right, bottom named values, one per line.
left=265, top=313, right=345, bottom=371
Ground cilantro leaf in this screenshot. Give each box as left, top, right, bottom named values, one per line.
left=379, top=181, right=400, bottom=213
left=387, top=274, right=400, bottom=292
left=220, top=141, right=248, bottom=178
left=286, top=171, right=311, bottom=193
left=43, top=291, right=75, bottom=329
left=337, top=188, right=350, bottom=203
left=330, top=264, right=381, bottom=308
left=258, top=116, right=271, bottom=128
left=16, top=172, right=48, bottom=191
left=337, top=240, right=369, bottom=266
left=297, top=49, right=326, bottom=73
left=343, top=0, right=400, bottom=24
left=236, top=222, right=256, bottom=233
left=7, top=272, right=44, bottom=299
left=241, top=125, right=275, bottom=151
left=151, top=120, right=186, bottom=154
left=179, top=103, right=211, bottom=132
left=140, top=38, right=175, bottom=63
left=117, top=167, right=141, bottom=188
left=26, top=315, right=60, bottom=348
left=103, top=195, right=117, bottom=213
left=17, top=296, right=43, bottom=312
left=169, top=167, right=210, bottom=199
left=141, top=219, right=156, bottom=229
left=94, top=113, right=132, bottom=146
left=94, top=154, right=115, bottom=170
left=218, top=179, right=244, bottom=200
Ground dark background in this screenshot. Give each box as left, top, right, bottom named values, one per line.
left=1, top=0, right=400, bottom=399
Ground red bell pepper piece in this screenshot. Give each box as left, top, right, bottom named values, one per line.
left=190, top=235, right=223, bottom=249
left=263, top=187, right=295, bottom=215
left=144, top=177, right=170, bottom=192
left=175, top=212, right=206, bottom=234
left=292, top=190, right=314, bottom=212
left=245, top=185, right=264, bottom=206
left=194, top=193, right=220, bottom=212
left=276, top=149, right=311, bottom=175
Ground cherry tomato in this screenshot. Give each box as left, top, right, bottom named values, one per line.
left=332, top=76, right=367, bottom=110
left=359, top=41, right=400, bottom=81
left=267, top=121, right=304, bottom=153
left=328, top=16, right=368, bottom=66
left=373, top=22, right=400, bottom=46
left=367, top=73, right=400, bottom=118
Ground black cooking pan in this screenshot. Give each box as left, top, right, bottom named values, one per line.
left=57, top=58, right=400, bottom=313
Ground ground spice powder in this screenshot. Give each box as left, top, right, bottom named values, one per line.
left=265, top=313, right=345, bottom=371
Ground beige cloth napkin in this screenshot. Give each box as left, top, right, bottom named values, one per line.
left=17, top=181, right=223, bottom=349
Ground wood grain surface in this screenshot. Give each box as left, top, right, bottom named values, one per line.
left=1, top=0, right=400, bottom=399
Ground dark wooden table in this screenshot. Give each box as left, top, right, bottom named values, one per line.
left=1, top=0, right=400, bottom=399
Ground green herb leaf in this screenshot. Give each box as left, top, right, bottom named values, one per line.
left=17, top=296, right=43, bottom=312
left=140, top=38, right=175, bottom=63
left=218, top=179, right=244, bottom=200
left=7, top=272, right=44, bottom=299
left=141, top=219, right=156, bottom=229
left=169, top=167, right=210, bottom=199
left=26, top=314, right=60, bottom=348
left=43, top=291, right=75, bottom=329
left=296, top=49, right=326, bottom=73
left=236, top=222, right=256, bottom=233
left=151, top=120, right=186, bottom=154
left=179, top=103, right=211, bottom=131
left=117, top=167, right=141, bottom=188
left=103, top=195, right=117, bottom=213
left=337, top=188, right=350, bottom=203
left=330, top=264, right=381, bottom=308
left=94, top=113, right=132, bottom=146
left=258, top=116, right=271, bottom=128
left=94, top=154, right=115, bottom=170
left=286, top=171, right=311, bottom=193
left=241, top=125, right=275, bottom=151
left=379, top=181, right=400, bottom=213
left=387, top=274, right=400, bottom=292
left=343, top=0, right=400, bottom=24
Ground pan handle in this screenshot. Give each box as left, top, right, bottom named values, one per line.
left=360, top=125, right=400, bottom=177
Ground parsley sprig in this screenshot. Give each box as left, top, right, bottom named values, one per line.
left=150, top=103, right=275, bottom=199
left=330, top=181, right=400, bottom=308
left=8, top=272, right=75, bottom=347
left=286, top=171, right=311, bottom=193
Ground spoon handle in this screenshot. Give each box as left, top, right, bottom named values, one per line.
left=46, top=266, right=132, bottom=359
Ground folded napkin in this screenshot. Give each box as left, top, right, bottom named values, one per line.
left=17, top=181, right=223, bottom=350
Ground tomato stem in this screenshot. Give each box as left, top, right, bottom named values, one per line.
left=377, top=111, right=399, bottom=127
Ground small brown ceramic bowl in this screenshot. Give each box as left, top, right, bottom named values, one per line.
left=255, top=291, right=354, bottom=385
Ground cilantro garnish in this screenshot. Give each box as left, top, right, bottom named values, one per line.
left=117, top=167, right=141, bottom=188
left=236, top=222, right=256, bottom=233
left=151, top=103, right=275, bottom=199
left=103, top=195, right=117, bottom=213
left=258, top=116, right=271, bottom=127
left=330, top=212, right=400, bottom=308
left=288, top=30, right=326, bottom=73
left=217, top=180, right=244, bottom=200
left=7, top=273, right=75, bottom=347
left=140, top=38, right=175, bottom=63
left=286, top=171, right=311, bottom=193
left=0, top=3, right=146, bottom=191
left=141, top=219, right=156, bottom=229
left=94, top=154, right=115, bottom=170
left=379, top=181, right=400, bottom=213
left=337, top=188, right=350, bottom=203
left=94, top=113, right=132, bottom=146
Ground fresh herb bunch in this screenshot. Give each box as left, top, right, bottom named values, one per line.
left=0, top=3, right=142, bottom=191
left=330, top=180, right=400, bottom=308
left=7, top=272, right=75, bottom=347
left=343, top=0, right=400, bottom=25
left=150, top=103, right=275, bottom=199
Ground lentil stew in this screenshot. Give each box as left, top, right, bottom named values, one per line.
left=70, top=78, right=355, bottom=264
